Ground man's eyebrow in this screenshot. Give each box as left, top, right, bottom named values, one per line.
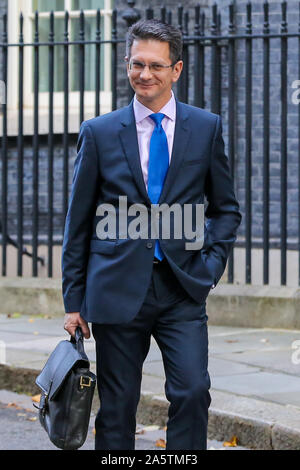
left=131, top=57, right=169, bottom=64
left=131, top=58, right=167, bottom=64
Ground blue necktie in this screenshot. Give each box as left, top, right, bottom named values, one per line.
left=148, top=113, right=169, bottom=261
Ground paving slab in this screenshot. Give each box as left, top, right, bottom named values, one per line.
left=220, top=349, right=300, bottom=376
left=208, top=357, right=261, bottom=376
left=212, top=371, right=300, bottom=407
left=208, top=327, right=300, bottom=355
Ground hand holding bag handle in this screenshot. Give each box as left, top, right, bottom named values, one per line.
left=70, top=326, right=85, bottom=357
left=34, top=323, right=97, bottom=449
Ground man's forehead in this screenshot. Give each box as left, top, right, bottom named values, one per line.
left=131, top=38, right=170, bottom=56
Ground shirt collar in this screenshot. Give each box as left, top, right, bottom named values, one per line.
left=133, top=90, right=176, bottom=124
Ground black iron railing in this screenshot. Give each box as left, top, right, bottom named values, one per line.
left=0, top=0, right=299, bottom=287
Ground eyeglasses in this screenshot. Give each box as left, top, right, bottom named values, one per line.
left=127, top=60, right=178, bottom=73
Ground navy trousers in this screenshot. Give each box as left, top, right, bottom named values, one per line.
left=92, top=258, right=211, bottom=450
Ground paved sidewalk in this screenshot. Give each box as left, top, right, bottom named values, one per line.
left=0, top=391, right=247, bottom=450
left=1, top=313, right=300, bottom=449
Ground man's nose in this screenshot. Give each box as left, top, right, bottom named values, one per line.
left=140, top=65, right=153, bottom=79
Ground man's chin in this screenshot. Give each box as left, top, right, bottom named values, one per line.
left=136, top=88, right=157, bottom=100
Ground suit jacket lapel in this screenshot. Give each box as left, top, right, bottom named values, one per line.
left=158, top=99, right=191, bottom=203
left=119, top=101, right=152, bottom=206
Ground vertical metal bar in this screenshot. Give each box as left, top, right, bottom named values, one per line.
left=95, top=9, right=101, bottom=117
left=193, top=4, right=205, bottom=109
left=200, top=12, right=205, bottom=107
left=280, top=1, right=287, bottom=285
left=17, top=13, right=24, bottom=276
left=1, top=13, right=8, bottom=276
left=217, top=12, right=222, bottom=113
left=32, top=11, right=39, bottom=277
left=227, top=1, right=236, bottom=284
left=210, top=3, right=219, bottom=113
left=167, top=11, right=172, bottom=25
left=121, top=2, right=140, bottom=104
left=298, top=2, right=300, bottom=286
left=79, top=10, right=85, bottom=125
left=263, top=0, right=270, bottom=285
left=177, top=5, right=184, bottom=101
left=245, top=1, right=252, bottom=284
left=182, top=11, right=189, bottom=104
left=160, top=5, right=166, bottom=23
left=111, top=9, right=118, bottom=108
left=48, top=11, right=54, bottom=278
left=63, top=11, right=69, bottom=225
left=145, top=8, right=153, bottom=20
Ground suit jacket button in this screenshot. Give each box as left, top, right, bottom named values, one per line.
left=146, top=242, right=153, bottom=249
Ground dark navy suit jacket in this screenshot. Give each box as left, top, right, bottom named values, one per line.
left=61, top=97, right=242, bottom=324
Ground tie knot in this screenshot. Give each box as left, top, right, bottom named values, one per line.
left=149, top=113, right=165, bottom=127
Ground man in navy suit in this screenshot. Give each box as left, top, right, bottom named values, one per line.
left=62, top=19, right=242, bottom=450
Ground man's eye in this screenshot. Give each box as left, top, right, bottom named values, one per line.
left=152, top=64, right=164, bottom=71
left=133, top=62, right=144, bottom=68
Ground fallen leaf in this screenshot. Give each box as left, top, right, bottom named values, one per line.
left=225, top=339, right=239, bottom=343
left=28, top=417, right=37, bottom=422
left=6, top=402, right=22, bottom=410
left=135, top=427, right=145, bottom=435
left=92, top=428, right=96, bottom=435
left=17, top=413, right=27, bottom=417
left=31, top=394, right=41, bottom=403
left=28, top=318, right=35, bottom=323
left=155, top=439, right=166, bottom=448
left=223, top=435, right=238, bottom=447
left=33, top=331, right=39, bottom=335
left=162, top=426, right=167, bottom=431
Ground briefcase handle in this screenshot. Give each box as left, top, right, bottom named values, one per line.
left=70, top=326, right=85, bottom=357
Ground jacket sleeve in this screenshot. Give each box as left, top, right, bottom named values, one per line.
left=204, top=115, right=242, bottom=287
left=61, top=122, right=100, bottom=313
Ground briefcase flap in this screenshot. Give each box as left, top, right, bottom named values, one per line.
left=35, top=338, right=90, bottom=400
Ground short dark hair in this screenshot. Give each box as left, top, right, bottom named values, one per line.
left=126, top=19, right=183, bottom=64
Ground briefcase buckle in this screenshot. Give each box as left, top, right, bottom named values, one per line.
left=80, top=376, right=92, bottom=389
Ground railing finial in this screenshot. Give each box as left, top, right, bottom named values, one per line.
left=122, top=0, right=141, bottom=28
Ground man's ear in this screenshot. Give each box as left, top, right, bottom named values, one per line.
left=172, top=60, right=183, bottom=84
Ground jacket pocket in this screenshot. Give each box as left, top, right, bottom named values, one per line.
left=89, top=239, right=117, bottom=255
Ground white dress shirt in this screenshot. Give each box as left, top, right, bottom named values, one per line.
left=133, top=89, right=176, bottom=191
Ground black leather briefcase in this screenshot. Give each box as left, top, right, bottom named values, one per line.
left=34, top=327, right=97, bottom=450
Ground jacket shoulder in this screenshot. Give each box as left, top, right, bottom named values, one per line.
left=179, top=101, right=220, bottom=124
left=81, top=105, right=129, bottom=131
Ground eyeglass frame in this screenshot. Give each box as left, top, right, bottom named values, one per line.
left=125, top=58, right=180, bottom=73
